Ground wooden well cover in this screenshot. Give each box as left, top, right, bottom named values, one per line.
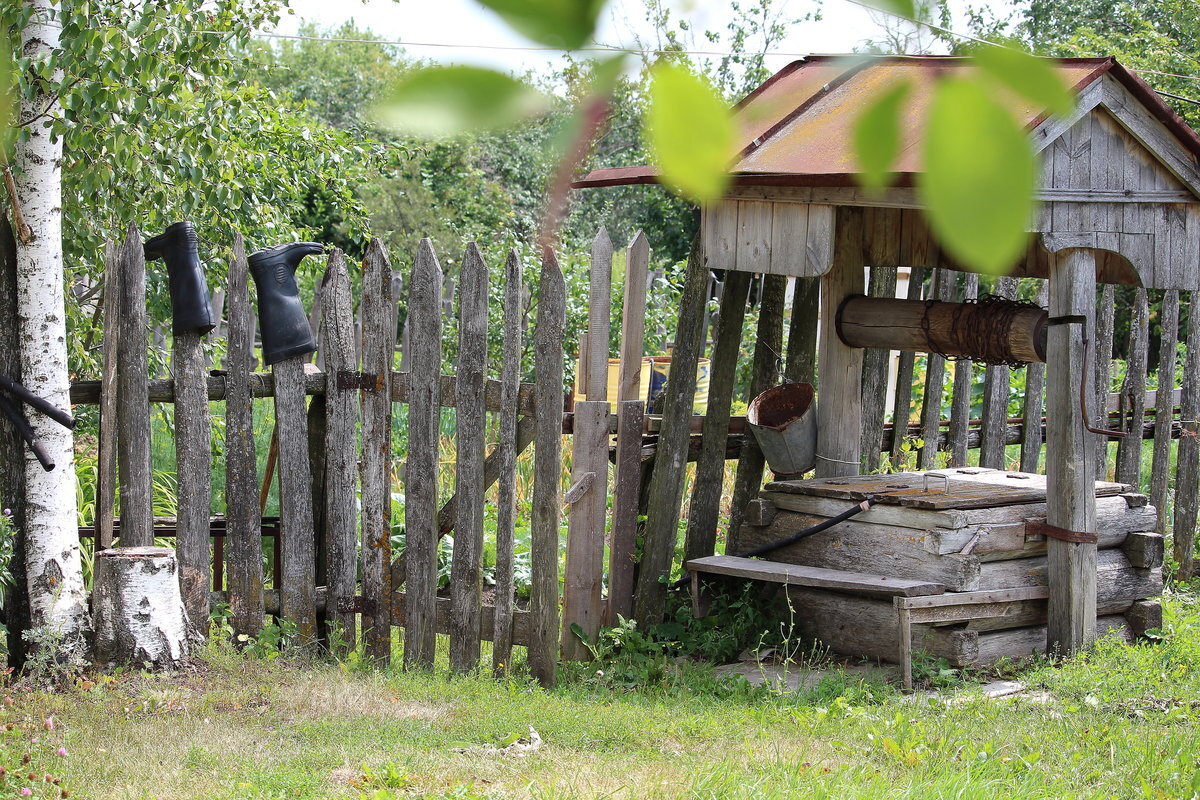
left=764, top=468, right=1131, bottom=510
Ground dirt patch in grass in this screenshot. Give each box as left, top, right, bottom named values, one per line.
left=273, top=673, right=450, bottom=723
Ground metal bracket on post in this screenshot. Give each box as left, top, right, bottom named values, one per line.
left=336, top=371, right=383, bottom=392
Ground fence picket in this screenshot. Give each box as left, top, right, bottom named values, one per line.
left=530, top=247, right=566, bottom=687
left=727, top=273, right=785, bottom=554
left=979, top=276, right=1017, bottom=468
left=1020, top=281, right=1049, bottom=473
left=948, top=272, right=978, bottom=466
left=320, top=250, right=358, bottom=653
left=96, top=241, right=121, bottom=550
left=786, top=276, right=819, bottom=384
left=917, top=269, right=952, bottom=469
left=173, top=312, right=212, bottom=632
left=224, top=236, right=264, bottom=637
left=492, top=249, right=522, bottom=675
left=1095, top=284, right=1116, bottom=480
left=562, top=231, right=612, bottom=660
left=634, top=237, right=708, bottom=622
left=1151, top=289, right=1181, bottom=534
left=450, top=243, right=488, bottom=672
left=685, top=269, right=749, bottom=563
left=1116, top=287, right=1149, bottom=485
left=272, top=355, right=316, bottom=644
left=860, top=266, right=897, bottom=472
left=889, top=267, right=925, bottom=468
left=117, top=225, right=153, bottom=547
left=360, top=239, right=395, bottom=664
left=1172, top=291, right=1200, bottom=579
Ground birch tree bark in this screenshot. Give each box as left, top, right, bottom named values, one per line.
left=14, top=0, right=90, bottom=648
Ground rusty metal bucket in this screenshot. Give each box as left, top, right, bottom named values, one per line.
left=746, top=382, right=817, bottom=479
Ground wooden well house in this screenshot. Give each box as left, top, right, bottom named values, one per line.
left=575, top=55, right=1193, bottom=681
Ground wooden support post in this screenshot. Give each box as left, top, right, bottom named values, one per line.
left=1151, top=289, right=1180, bottom=533
left=1046, top=247, right=1098, bottom=656
left=1172, top=289, right=1200, bottom=579
left=562, top=230, right=612, bottom=660
left=948, top=272, right=978, bottom=466
left=224, top=236, right=264, bottom=638
left=727, top=274, right=786, bottom=553
left=1020, top=281, right=1050, bottom=473
left=530, top=247, right=566, bottom=687
left=860, top=265, right=898, bottom=471
left=685, top=270, right=750, bottom=563
left=450, top=243, right=488, bottom=672
left=321, top=250, right=358, bottom=654
left=97, top=241, right=121, bottom=550
left=173, top=325, right=212, bottom=632
left=404, top=239, right=441, bottom=669
left=116, top=225, right=153, bottom=547
left=979, top=276, right=1018, bottom=468
left=815, top=207, right=865, bottom=478
left=633, top=236, right=708, bottom=624
left=608, top=232, right=650, bottom=625
left=1116, top=287, right=1149, bottom=486
left=890, top=267, right=925, bottom=469
left=492, top=249, right=522, bottom=675
left=1094, top=284, right=1116, bottom=480
left=272, top=355, right=316, bottom=645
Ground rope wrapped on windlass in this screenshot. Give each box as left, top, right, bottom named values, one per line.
left=836, top=293, right=1048, bottom=366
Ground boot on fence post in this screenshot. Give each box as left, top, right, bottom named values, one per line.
left=145, top=221, right=215, bottom=637
left=249, top=242, right=325, bottom=647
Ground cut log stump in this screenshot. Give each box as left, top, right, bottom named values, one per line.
left=92, top=546, right=191, bottom=669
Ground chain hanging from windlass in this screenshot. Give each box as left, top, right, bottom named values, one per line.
left=919, top=293, right=1045, bottom=368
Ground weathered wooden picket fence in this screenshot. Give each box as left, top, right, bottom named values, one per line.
left=70, top=225, right=653, bottom=686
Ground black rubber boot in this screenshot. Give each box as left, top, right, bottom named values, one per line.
left=248, top=242, right=325, bottom=365
left=143, top=221, right=215, bottom=335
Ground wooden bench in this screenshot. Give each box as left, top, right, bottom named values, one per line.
left=686, top=556, right=1056, bottom=690
left=684, top=554, right=945, bottom=623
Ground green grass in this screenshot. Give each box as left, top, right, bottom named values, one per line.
left=6, top=590, right=1200, bottom=799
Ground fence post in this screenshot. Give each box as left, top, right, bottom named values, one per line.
left=360, top=239, right=395, bottom=664
left=1094, top=284, right=1116, bottom=480
left=492, top=249, right=523, bottom=674
left=224, top=235, right=264, bottom=637
left=116, top=225, right=153, bottom=547
left=320, top=250, right=359, bottom=654
left=272, top=358, right=316, bottom=644
left=530, top=247, right=566, bottom=686
left=404, top=239, right=442, bottom=669
left=916, top=267, right=952, bottom=469
left=860, top=265, right=897, bottom=471
left=450, top=243, right=488, bottom=672
left=889, top=266, right=924, bottom=468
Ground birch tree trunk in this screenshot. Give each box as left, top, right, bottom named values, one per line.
left=14, top=0, right=90, bottom=647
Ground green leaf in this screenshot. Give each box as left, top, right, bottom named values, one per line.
left=918, top=76, right=1037, bottom=276
left=860, top=0, right=916, bottom=18
left=375, top=66, right=549, bottom=138
left=973, top=45, right=1075, bottom=117
left=472, top=0, right=606, bottom=50
left=646, top=62, right=734, bottom=203
left=853, top=80, right=911, bottom=192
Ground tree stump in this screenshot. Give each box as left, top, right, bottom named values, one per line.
left=91, top=547, right=190, bottom=669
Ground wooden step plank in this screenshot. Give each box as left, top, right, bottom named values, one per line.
left=685, top=554, right=945, bottom=597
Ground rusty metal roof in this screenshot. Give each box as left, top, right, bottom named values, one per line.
left=573, top=55, right=1200, bottom=189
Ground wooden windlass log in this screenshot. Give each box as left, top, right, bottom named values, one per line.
left=836, top=294, right=1048, bottom=364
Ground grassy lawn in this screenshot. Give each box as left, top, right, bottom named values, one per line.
left=4, top=590, right=1199, bottom=800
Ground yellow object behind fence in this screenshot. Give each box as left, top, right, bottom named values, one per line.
left=573, top=357, right=710, bottom=415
